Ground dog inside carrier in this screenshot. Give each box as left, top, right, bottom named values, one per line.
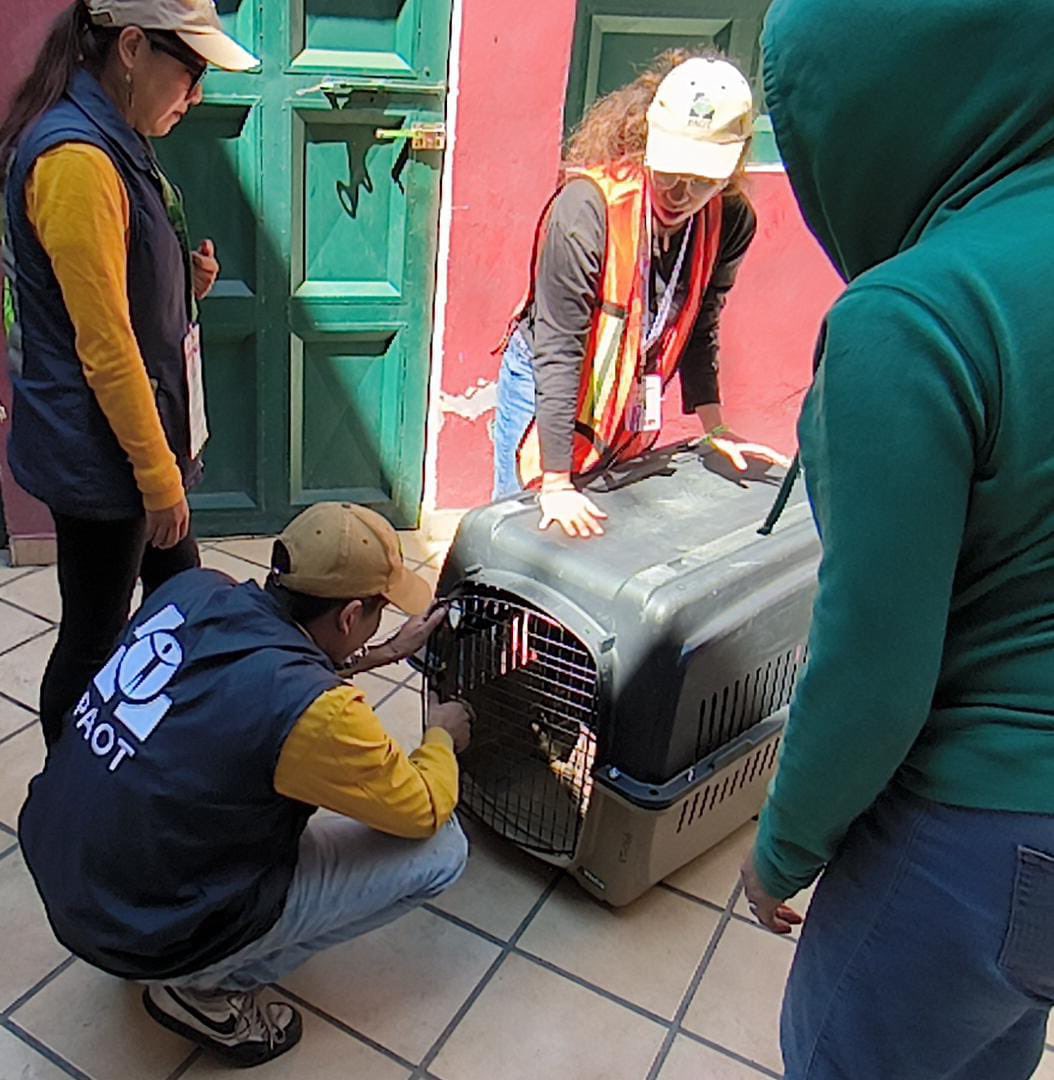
left=423, top=443, right=820, bottom=906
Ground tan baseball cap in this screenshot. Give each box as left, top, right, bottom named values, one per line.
left=274, top=503, right=433, bottom=616
left=645, top=58, right=753, bottom=180
left=87, top=0, right=260, bottom=72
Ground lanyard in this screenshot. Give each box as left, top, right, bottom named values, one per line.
left=641, top=189, right=693, bottom=357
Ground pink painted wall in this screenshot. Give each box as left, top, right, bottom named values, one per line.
left=0, top=0, right=70, bottom=548
left=435, top=3, right=843, bottom=509
left=435, top=0, right=579, bottom=509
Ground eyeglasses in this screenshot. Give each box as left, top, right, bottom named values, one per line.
left=651, top=171, right=728, bottom=201
left=146, top=32, right=208, bottom=92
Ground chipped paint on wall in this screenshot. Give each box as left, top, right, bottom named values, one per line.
left=438, top=377, right=498, bottom=423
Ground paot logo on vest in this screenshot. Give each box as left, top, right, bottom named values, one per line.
left=72, top=604, right=188, bottom=773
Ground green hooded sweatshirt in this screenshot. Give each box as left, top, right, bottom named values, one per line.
left=755, top=0, right=1054, bottom=899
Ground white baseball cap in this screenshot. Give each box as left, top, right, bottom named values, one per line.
left=87, top=0, right=260, bottom=72
left=645, top=58, right=753, bottom=180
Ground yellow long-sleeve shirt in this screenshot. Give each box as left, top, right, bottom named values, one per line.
left=274, top=684, right=459, bottom=839
left=24, top=143, right=185, bottom=512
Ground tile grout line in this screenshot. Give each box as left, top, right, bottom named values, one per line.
left=409, top=874, right=563, bottom=1079
left=656, top=880, right=728, bottom=917
left=0, top=1016, right=92, bottom=1080
left=646, top=880, right=761, bottom=1080
left=0, top=689, right=36, bottom=720
left=0, top=622, right=55, bottom=663
left=424, top=883, right=695, bottom=1034
left=677, top=1028, right=782, bottom=1079
left=0, top=593, right=57, bottom=629
left=163, top=1046, right=202, bottom=1080
left=512, top=947, right=676, bottom=1031
left=1, top=955, right=76, bottom=1020
left=271, top=985, right=420, bottom=1073
left=0, top=820, right=17, bottom=838
left=0, top=715, right=40, bottom=749
left=0, top=843, right=17, bottom=863
left=0, top=568, right=39, bottom=592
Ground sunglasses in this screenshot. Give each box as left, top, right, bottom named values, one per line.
left=146, top=32, right=208, bottom=91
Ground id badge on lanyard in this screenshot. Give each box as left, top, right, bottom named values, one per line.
left=629, top=192, right=691, bottom=433
left=628, top=373, right=663, bottom=432
left=183, top=323, right=209, bottom=460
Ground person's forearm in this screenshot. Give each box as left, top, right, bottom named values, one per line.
left=695, top=403, right=726, bottom=435
left=339, top=639, right=401, bottom=677
left=534, top=350, right=583, bottom=473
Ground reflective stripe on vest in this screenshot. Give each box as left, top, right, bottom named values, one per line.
left=509, top=165, right=723, bottom=487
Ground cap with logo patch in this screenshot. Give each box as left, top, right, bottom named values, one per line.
left=86, top=0, right=260, bottom=72
left=273, top=503, right=433, bottom=616
left=645, top=57, right=754, bottom=181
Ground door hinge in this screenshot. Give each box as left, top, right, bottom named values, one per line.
left=375, top=122, right=447, bottom=151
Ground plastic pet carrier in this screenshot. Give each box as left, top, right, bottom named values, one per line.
left=424, top=443, right=820, bottom=906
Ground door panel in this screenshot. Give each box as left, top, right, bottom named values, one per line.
left=155, top=0, right=450, bottom=535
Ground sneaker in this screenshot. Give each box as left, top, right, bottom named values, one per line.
left=142, top=984, right=302, bottom=1068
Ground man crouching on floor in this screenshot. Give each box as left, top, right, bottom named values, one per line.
left=18, top=502, right=471, bottom=1069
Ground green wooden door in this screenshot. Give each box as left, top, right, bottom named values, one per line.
left=563, top=0, right=779, bottom=165
left=156, top=0, right=451, bottom=535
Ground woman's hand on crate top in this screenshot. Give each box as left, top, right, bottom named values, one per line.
left=538, top=473, right=607, bottom=538
left=741, top=847, right=804, bottom=935
left=426, top=691, right=473, bottom=754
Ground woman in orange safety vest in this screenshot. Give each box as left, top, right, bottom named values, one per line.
left=492, top=50, right=790, bottom=538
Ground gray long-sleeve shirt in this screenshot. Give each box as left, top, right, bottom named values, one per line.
left=517, top=179, right=757, bottom=472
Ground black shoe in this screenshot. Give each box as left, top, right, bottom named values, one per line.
left=142, top=984, right=302, bottom=1068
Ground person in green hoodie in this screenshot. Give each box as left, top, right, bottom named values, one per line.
left=738, top=1, right=1054, bottom=1077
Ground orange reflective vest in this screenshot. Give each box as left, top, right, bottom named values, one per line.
left=506, top=164, right=724, bottom=488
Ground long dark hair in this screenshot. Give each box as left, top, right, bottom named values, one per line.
left=0, top=1, right=119, bottom=180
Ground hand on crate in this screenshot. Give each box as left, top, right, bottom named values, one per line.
left=426, top=691, right=473, bottom=754
left=380, top=605, right=448, bottom=663
left=740, top=848, right=803, bottom=935
left=706, top=433, right=792, bottom=473
left=538, top=483, right=608, bottom=539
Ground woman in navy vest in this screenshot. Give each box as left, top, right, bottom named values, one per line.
left=0, top=0, right=257, bottom=746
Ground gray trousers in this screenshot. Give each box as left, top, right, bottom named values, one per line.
left=164, top=813, right=469, bottom=992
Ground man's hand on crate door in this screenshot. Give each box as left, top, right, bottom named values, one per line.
left=740, top=848, right=804, bottom=935
left=426, top=692, right=474, bottom=754
left=340, top=606, right=448, bottom=677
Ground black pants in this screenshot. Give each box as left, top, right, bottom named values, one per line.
left=38, top=512, right=200, bottom=747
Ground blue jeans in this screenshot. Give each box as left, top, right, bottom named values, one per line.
left=492, top=330, right=537, bottom=501
left=163, top=814, right=468, bottom=992
left=782, top=785, right=1054, bottom=1079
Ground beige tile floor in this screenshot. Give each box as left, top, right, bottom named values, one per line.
left=0, top=537, right=1051, bottom=1080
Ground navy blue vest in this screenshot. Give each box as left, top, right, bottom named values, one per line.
left=4, top=69, right=201, bottom=518
left=19, top=569, right=342, bottom=980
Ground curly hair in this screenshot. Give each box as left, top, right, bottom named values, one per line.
left=564, top=46, right=753, bottom=193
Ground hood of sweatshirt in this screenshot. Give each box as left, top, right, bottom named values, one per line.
left=762, top=0, right=1054, bottom=282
